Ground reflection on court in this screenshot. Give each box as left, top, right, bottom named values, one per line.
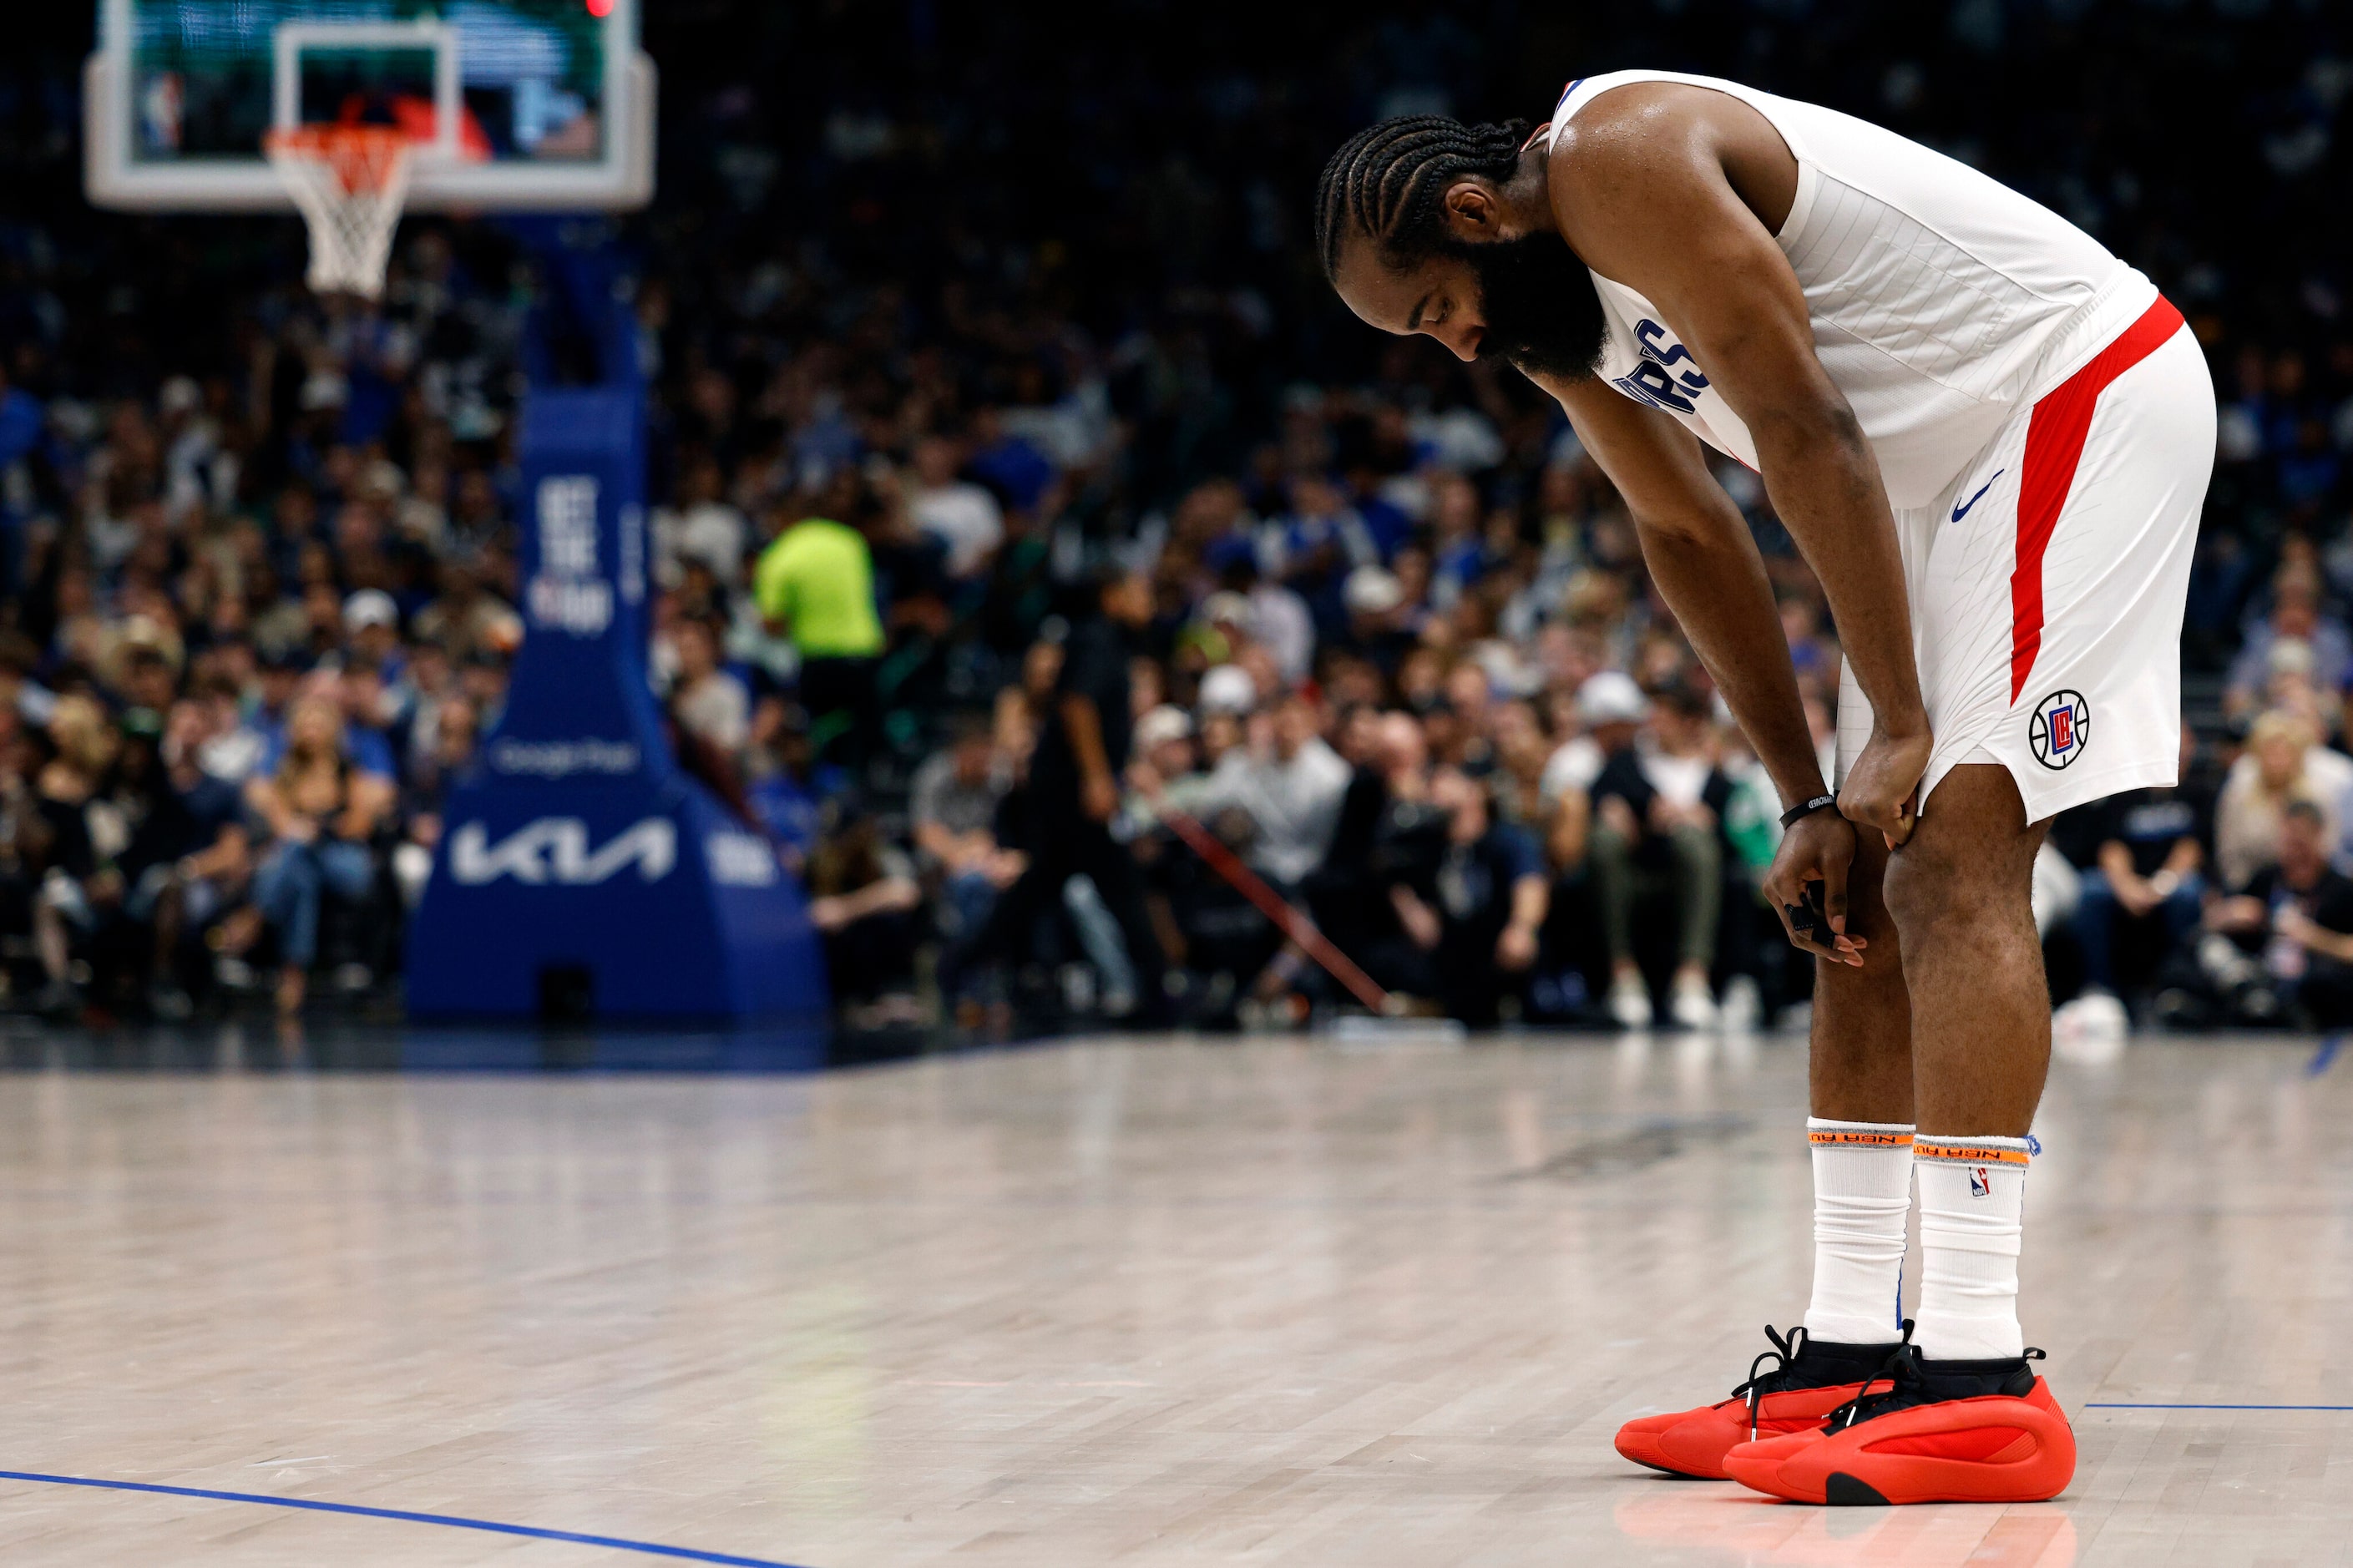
left=0, top=1031, right=2345, bottom=1565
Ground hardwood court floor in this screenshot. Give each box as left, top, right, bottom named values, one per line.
left=0, top=1029, right=2346, bottom=1566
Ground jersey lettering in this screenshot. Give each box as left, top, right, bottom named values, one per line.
left=1614, top=361, right=1698, bottom=413
left=1612, top=318, right=1712, bottom=415
left=1635, top=319, right=1708, bottom=386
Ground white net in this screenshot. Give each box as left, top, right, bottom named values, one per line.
left=265, top=126, right=415, bottom=301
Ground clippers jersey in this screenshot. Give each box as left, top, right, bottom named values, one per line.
left=1538, top=71, right=2159, bottom=509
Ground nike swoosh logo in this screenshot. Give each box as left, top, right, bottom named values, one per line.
left=1951, top=469, right=2005, bottom=523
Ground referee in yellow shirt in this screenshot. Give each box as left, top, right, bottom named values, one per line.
left=754, top=506, right=886, bottom=771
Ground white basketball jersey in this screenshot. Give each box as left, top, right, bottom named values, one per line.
left=1541, top=72, right=2158, bottom=508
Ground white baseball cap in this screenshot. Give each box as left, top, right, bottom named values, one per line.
left=1575, top=670, right=1650, bottom=725
left=1197, top=663, right=1258, bottom=715
left=1343, top=564, right=1404, bottom=615
left=1136, top=705, right=1194, bottom=750
left=342, top=589, right=399, bottom=632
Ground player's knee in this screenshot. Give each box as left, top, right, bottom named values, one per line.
left=1882, top=834, right=2010, bottom=939
left=1883, top=835, right=1951, bottom=932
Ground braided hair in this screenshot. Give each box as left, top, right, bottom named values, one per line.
left=1313, top=114, right=1535, bottom=281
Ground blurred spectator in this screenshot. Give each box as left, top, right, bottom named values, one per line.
left=1389, top=765, right=1548, bottom=1025
left=910, top=712, right=1024, bottom=1017
left=655, top=455, right=750, bottom=590
left=2215, top=711, right=2353, bottom=889
left=104, top=706, right=204, bottom=1019
left=1196, top=691, right=1351, bottom=888
left=2224, top=568, right=2352, bottom=726
left=665, top=617, right=751, bottom=758
left=1189, top=690, right=1352, bottom=1004
left=746, top=705, right=837, bottom=876
left=22, top=695, right=119, bottom=1018
left=343, top=589, right=403, bottom=675
left=1127, top=703, right=1208, bottom=812
left=1212, top=548, right=1315, bottom=688
left=1543, top=670, right=1645, bottom=803
left=807, top=802, right=923, bottom=1025
left=2205, top=801, right=2353, bottom=1029
left=243, top=695, right=395, bottom=1017
left=1590, top=685, right=1729, bottom=1029
left=392, top=695, right=478, bottom=909
left=908, top=435, right=1004, bottom=582
left=414, top=564, right=519, bottom=665
left=966, top=408, right=1055, bottom=518
left=2059, top=728, right=2210, bottom=1030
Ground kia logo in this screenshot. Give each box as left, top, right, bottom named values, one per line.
left=448, top=817, right=677, bottom=886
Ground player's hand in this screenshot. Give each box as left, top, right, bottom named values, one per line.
left=1080, top=771, right=1119, bottom=823
left=1761, top=807, right=1867, bottom=966
left=1840, top=726, right=1933, bottom=848
left=1495, top=922, right=1538, bottom=972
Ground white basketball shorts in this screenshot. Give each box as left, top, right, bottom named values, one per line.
left=1834, top=296, right=2215, bottom=826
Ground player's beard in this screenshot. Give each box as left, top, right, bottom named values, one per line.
left=1452, top=231, right=1608, bottom=382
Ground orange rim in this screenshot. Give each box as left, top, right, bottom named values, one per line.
left=263, top=124, right=414, bottom=195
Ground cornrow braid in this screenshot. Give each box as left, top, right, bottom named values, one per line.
left=1313, top=114, right=1536, bottom=281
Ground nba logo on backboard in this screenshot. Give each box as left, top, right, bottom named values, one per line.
left=1969, top=1166, right=1992, bottom=1197
left=2028, top=690, right=2091, bottom=770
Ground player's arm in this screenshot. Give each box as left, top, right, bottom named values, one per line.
left=1541, top=378, right=1819, bottom=807
left=1533, top=372, right=1862, bottom=964
left=1548, top=88, right=1930, bottom=844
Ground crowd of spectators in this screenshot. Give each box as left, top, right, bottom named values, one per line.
left=6, top=3, right=2353, bottom=1030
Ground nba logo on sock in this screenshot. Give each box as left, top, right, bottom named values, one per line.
left=2028, top=690, right=2090, bottom=769
left=1969, top=1166, right=1992, bottom=1197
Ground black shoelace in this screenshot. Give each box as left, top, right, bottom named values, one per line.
left=1728, top=1324, right=1811, bottom=1442
left=1825, top=1322, right=1918, bottom=1432
left=1825, top=1328, right=2045, bottom=1432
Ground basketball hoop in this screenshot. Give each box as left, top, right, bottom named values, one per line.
left=265, top=124, right=415, bottom=301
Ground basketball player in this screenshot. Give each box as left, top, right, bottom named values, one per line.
left=1316, top=73, right=2214, bottom=1505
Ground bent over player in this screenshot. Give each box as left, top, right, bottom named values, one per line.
left=1316, top=71, right=2214, bottom=1505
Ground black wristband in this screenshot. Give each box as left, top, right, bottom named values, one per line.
left=1779, top=792, right=1839, bottom=828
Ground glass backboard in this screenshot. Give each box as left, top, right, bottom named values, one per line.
left=87, top=0, right=653, bottom=211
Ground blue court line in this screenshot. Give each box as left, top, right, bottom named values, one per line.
left=0, top=1469, right=812, bottom=1566
left=2082, top=1403, right=2353, bottom=1411
left=2307, top=1034, right=2343, bottom=1076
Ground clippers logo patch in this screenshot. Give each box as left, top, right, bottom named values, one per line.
left=2028, top=689, right=2091, bottom=770
left=1969, top=1166, right=1993, bottom=1198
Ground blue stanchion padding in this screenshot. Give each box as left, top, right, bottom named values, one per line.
left=406, top=387, right=827, bottom=1022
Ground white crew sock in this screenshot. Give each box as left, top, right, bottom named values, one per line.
left=1912, top=1134, right=2032, bottom=1360
left=1802, top=1118, right=1914, bottom=1344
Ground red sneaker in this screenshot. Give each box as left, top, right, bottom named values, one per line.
left=1723, top=1346, right=2075, bottom=1505
left=1614, top=1326, right=1903, bottom=1480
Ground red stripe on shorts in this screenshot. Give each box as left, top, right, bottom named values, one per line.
left=2008, top=295, right=2188, bottom=701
